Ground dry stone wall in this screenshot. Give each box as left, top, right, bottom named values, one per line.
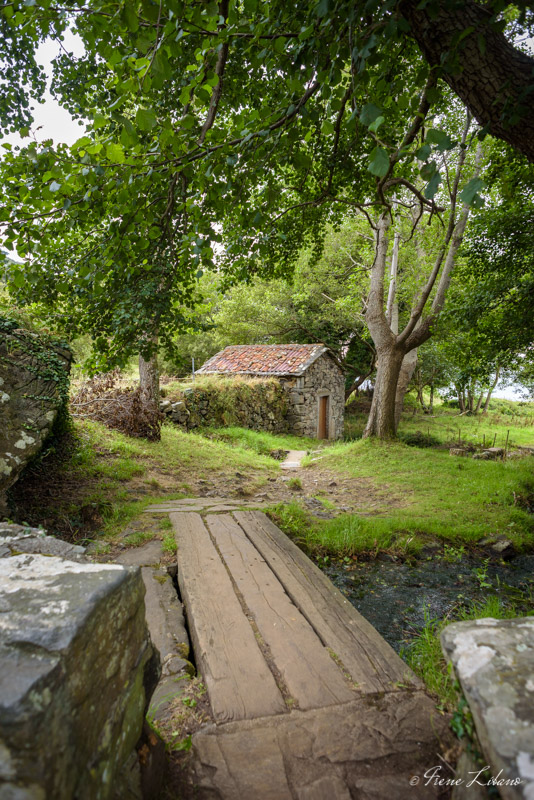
left=0, top=320, right=71, bottom=514
left=160, top=357, right=345, bottom=439
left=0, top=523, right=160, bottom=800
left=160, top=378, right=289, bottom=433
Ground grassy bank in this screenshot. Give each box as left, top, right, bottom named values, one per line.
left=293, top=438, right=534, bottom=555
left=8, top=418, right=279, bottom=548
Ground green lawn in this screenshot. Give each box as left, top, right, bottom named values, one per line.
left=300, top=436, right=534, bottom=553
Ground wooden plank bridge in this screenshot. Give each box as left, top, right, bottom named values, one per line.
left=145, top=498, right=450, bottom=798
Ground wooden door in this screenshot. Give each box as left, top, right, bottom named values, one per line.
left=318, top=395, right=329, bottom=439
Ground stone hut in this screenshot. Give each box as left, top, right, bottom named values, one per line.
left=197, top=344, right=344, bottom=439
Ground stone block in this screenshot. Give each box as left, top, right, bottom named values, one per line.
left=441, top=617, right=534, bottom=800
left=0, top=553, right=159, bottom=799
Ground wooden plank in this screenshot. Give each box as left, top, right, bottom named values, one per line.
left=207, top=514, right=354, bottom=710
left=170, top=512, right=286, bottom=722
left=234, top=510, right=421, bottom=693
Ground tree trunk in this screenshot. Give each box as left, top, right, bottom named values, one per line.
left=456, top=385, right=465, bottom=413
left=399, top=0, right=534, bottom=163
left=139, top=340, right=160, bottom=409
left=394, top=348, right=418, bottom=429
left=474, top=392, right=484, bottom=414
left=483, top=365, right=501, bottom=413
left=363, top=347, right=405, bottom=439
left=429, top=383, right=434, bottom=414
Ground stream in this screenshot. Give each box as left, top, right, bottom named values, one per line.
left=322, top=551, right=534, bottom=653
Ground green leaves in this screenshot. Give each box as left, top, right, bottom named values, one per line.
left=359, top=103, right=382, bottom=127
left=426, top=129, right=456, bottom=153
left=460, top=178, right=485, bottom=207
left=367, top=146, right=389, bottom=177
left=424, top=172, right=441, bottom=199
left=136, top=108, right=157, bottom=131
left=106, top=143, right=125, bottom=164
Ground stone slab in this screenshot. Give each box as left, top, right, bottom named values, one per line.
left=115, top=539, right=163, bottom=566
left=145, top=498, right=261, bottom=511
left=145, top=504, right=249, bottom=514
left=191, top=691, right=451, bottom=799
left=234, top=510, right=419, bottom=692
left=441, top=617, right=534, bottom=800
left=280, top=450, right=307, bottom=469
left=207, top=513, right=354, bottom=710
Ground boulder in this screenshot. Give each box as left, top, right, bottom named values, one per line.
left=482, top=447, right=505, bottom=459
left=0, top=521, right=86, bottom=561
left=0, top=321, right=71, bottom=514
left=441, top=617, right=534, bottom=800
left=0, top=530, right=160, bottom=799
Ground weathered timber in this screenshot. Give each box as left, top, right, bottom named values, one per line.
left=206, top=514, right=354, bottom=710
left=233, top=510, right=420, bottom=692
left=170, top=511, right=286, bottom=722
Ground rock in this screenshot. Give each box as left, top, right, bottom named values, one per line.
left=0, top=552, right=160, bottom=799
left=0, top=522, right=86, bottom=561
left=143, top=560, right=193, bottom=723
left=450, top=448, right=467, bottom=457
left=441, top=617, right=534, bottom=800
left=478, top=536, right=497, bottom=546
left=191, top=691, right=452, bottom=799
left=0, top=323, right=71, bottom=514
left=473, top=452, right=492, bottom=460
left=491, top=537, right=515, bottom=559
left=115, top=539, right=163, bottom=567
left=482, top=447, right=504, bottom=459
left=451, top=751, right=491, bottom=800
left=160, top=400, right=171, bottom=411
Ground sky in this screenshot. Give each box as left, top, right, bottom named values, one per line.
left=2, top=30, right=86, bottom=149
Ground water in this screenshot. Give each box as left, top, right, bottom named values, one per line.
left=323, top=552, right=534, bottom=653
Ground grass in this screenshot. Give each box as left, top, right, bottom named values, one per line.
left=268, top=500, right=423, bottom=558
left=204, top=426, right=318, bottom=455
left=8, top=417, right=281, bottom=547
left=399, top=407, right=534, bottom=448
left=302, top=435, right=534, bottom=552
left=403, top=596, right=530, bottom=709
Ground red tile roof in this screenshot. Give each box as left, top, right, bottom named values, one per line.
left=197, top=344, right=328, bottom=376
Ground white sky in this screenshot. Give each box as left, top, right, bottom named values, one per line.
left=1, top=29, right=86, bottom=148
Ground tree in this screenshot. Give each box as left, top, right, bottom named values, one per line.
left=192, top=221, right=376, bottom=393
left=399, top=0, right=534, bottom=162
left=1, top=0, right=532, bottom=431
